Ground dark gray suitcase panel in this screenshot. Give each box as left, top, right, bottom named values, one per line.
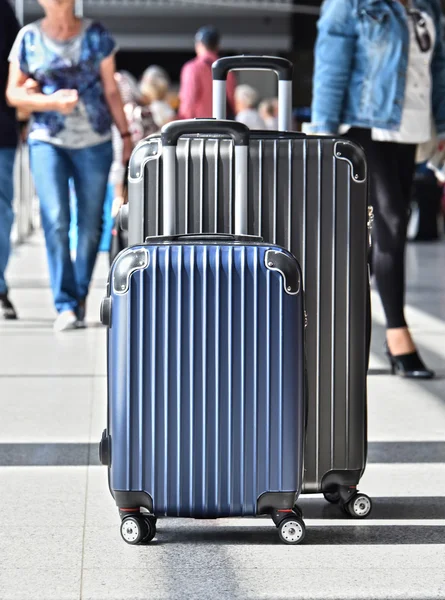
left=107, top=243, right=306, bottom=517
left=128, top=135, right=368, bottom=494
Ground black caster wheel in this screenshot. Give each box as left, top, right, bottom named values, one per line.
left=278, top=516, right=306, bottom=545
left=323, top=490, right=341, bottom=504
left=292, top=504, right=303, bottom=519
left=141, top=516, right=157, bottom=543
left=344, top=493, right=372, bottom=518
left=120, top=515, right=147, bottom=545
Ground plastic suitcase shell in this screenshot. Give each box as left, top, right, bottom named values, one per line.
left=102, top=120, right=306, bottom=527
left=126, top=132, right=369, bottom=496
left=103, top=238, right=305, bottom=518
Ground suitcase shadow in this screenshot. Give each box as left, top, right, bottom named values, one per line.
left=307, top=525, right=445, bottom=545
left=299, top=497, right=445, bottom=520
left=153, top=523, right=445, bottom=545
left=368, top=367, right=445, bottom=380
left=152, top=526, right=295, bottom=546
left=368, top=368, right=392, bottom=376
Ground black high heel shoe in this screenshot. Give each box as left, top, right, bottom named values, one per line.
left=385, top=343, right=435, bottom=379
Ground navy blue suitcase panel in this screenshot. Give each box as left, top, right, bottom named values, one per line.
left=106, top=241, right=305, bottom=518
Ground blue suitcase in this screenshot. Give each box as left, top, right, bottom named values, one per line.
left=100, top=120, right=307, bottom=545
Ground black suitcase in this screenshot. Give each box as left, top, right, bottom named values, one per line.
left=123, top=56, right=372, bottom=517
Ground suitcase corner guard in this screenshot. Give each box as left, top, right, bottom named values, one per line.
left=265, top=249, right=300, bottom=295
left=113, top=248, right=149, bottom=294
left=334, top=141, right=367, bottom=183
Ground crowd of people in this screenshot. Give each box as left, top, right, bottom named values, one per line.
left=0, top=0, right=277, bottom=331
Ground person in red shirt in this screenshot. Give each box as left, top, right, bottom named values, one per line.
left=178, top=26, right=236, bottom=120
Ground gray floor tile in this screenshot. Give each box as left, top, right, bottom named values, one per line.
left=0, top=467, right=87, bottom=527
left=0, top=377, right=93, bottom=443
left=360, top=464, right=445, bottom=498
left=0, top=332, right=101, bottom=377
left=0, top=443, right=98, bottom=466
left=84, top=467, right=121, bottom=527
left=0, top=526, right=83, bottom=572
left=90, top=378, right=107, bottom=444
left=0, top=569, right=81, bottom=600
left=367, top=441, right=445, bottom=463
left=367, top=374, right=445, bottom=442
left=91, top=327, right=107, bottom=377
left=81, top=539, right=445, bottom=600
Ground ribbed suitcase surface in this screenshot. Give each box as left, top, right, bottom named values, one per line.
left=128, top=134, right=368, bottom=493
left=108, top=242, right=305, bottom=517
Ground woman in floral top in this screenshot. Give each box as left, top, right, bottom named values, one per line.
left=7, top=0, right=132, bottom=331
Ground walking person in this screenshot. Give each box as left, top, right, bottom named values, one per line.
left=178, top=25, right=236, bottom=119
left=305, top=0, right=445, bottom=378
left=109, top=70, right=158, bottom=230
left=140, top=66, right=175, bottom=129
left=0, top=0, right=20, bottom=320
left=7, top=0, right=131, bottom=331
left=259, top=98, right=279, bottom=130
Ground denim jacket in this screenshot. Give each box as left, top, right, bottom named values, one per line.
left=306, top=0, right=445, bottom=135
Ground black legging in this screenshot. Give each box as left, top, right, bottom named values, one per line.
left=346, top=128, right=416, bottom=329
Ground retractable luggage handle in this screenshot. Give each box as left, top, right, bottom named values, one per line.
left=212, top=55, right=293, bottom=132
left=160, top=119, right=250, bottom=236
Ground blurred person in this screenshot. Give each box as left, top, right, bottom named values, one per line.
left=234, top=84, right=266, bottom=130
left=7, top=0, right=131, bottom=331
left=140, top=65, right=175, bottom=129
left=110, top=70, right=143, bottom=216
left=167, top=84, right=180, bottom=113
left=0, top=0, right=20, bottom=320
left=178, top=25, right=236, bottom=119
left=109, top=70, right=158, bottom=220
left=259, top=98, right=279, bottom=130
left=304, top=0, right=445, bottom=378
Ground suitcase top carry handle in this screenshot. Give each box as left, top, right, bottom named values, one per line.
left=212, top=55, right=293, bottom=132
left=146, top=233, right=263, bottom=244
left=160, top=119, right=250, bottom=237
left=160, top=118, right=249, bottom=147
left=212, top=55, right=293, bottom=81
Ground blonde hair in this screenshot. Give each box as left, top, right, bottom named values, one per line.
left=140, top=66, right=170, bottom=102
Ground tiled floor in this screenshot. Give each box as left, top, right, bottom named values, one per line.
left=1, top=235, right=445, bottom=600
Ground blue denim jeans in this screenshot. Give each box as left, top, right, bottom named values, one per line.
left=69, top=181, right=114, bottom=253
left=29, top=140, right=113, bottom=313
left=0, top=148, right=16, bottom=295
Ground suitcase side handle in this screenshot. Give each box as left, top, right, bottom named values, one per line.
left=160, top=119, right=250, bottom=237
left=212, top=55, right=293, bottom=132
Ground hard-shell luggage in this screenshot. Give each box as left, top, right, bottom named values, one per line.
left=100, top=120, right=307, bottom=545
left=123, top=56, right=372, bottom=517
